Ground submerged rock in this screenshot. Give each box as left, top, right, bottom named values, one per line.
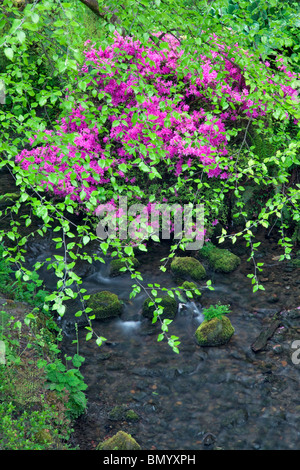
left=198, top=242, right=240, bottom=273
left=87, top=291, right=122, bottom=319
left=171, top=256, right=206, bottom=281
left=96, top=431, right=141, bottom=450
left=142, top=294, right=177, bottom=320
left=195, top=315, right=235, bottom=346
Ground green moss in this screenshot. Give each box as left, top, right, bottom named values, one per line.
left=170, top=257, right=206, bottom=281
left=195, top=315, right=235, bottom=347
left=209, top=251, right=240, bottom=273
left=108, top=405, right=139, bottom=422
left=34, top=429, right=54, bottom=445
left=96, top=431, right=141, bottom=450
left=87, top=291, right=122, bottom=319
left=198, top=242, right=240, bottom=273
left=109, top=257, right=139, bottom=277
left=197, top=241, right=215, bottom=258
left=142, top=295, right=177, bottom=320
left=108, top=405, right=127, bottom=421
left=0, top=192, right=20, bottom=207
left=125, top=410, right=140, bottom=422
left=179, top=281, right=201, bottom=299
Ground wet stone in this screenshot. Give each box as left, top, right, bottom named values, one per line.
left=271, top=344, right=283, bottom=354
left=130, top=391, right=148, bottom=402
left=220, top=409, right=248, bottom=428
left=97, top=353, right=112, bottom=361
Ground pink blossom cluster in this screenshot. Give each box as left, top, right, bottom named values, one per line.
left=16, top=32, right=298, bottom=206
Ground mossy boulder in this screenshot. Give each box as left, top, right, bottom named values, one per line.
left=96, top=431, right=141, bottom=450
left=171, top=256, right=206, bottom=281
left=198, top=242, right=240, bottom=273
left=195, top=315, right=235, bottom=346
left=87, top=291, right=122, bottom=319
left=142, top=294, right=177, bottom=320
left=125, top=409, right=140, bottom=422
left=108, top=405, right=139, bottom=422
left=108, top=405, right=127, bottom=421
left=109, top=257, right=140, bottom=277
left=179, top=281, right=201, bottom=299
left=0, top=192, right=20, bottom=208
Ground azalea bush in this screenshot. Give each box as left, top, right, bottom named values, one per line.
left=15, top=31, right=299, bottom=203
left=14, top=29, right=300, bottom=245
left=0, top=0, right=300, bottom=351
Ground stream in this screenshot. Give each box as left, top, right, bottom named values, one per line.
left=25, top=230, right=300, bottom=450
left=1, top=170, right=299, bottom=450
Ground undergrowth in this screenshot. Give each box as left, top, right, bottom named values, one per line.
left=0, top=244, right=87, bottom=450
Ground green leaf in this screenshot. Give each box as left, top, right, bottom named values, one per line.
left=82, top=235, right=90, bottom=245
left=72, top=354, right=85, bottom=368
left=31, top=13, right=40, bottom=24
left=96, top=336, right=107, bottom=346
left=124, top=245, right=133, bottom=256
left=139, top=162, right=149, bottom=172
left=39, top=97, right=47, bottom=107
left=138, top=244, right=147, bottom=252
left=17, top=31, right=26, bottom=44
left=4, top=48, right=14, bottom=61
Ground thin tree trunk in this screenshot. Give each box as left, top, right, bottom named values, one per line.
left=78, top=0, right=123, bottom=30
left=78, top=0, right=102, bottom=17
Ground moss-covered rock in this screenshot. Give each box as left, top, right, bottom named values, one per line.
left=125, top=409, right=140, bottom=422
left=171, top=256, right=206, bottom=281
left=108, top=405, right=127, bottom=421
left=198, top=242, right=240, bottom=273
left=0, top=192, right=20, bottom=208
left=142, top=295, right=177, bottom=320
left=209, top=250, right=240, bottom=273
left=87, top=291, right=122, bottom=319
left=179, top=281, right=201, bottom=299
left=108, top=405, right=139, bottom=422
left=96, top=431, right=141, bottom=450
left=109, top=257, right=140, bottom=277
left=195, top=315, right=235, bottom=346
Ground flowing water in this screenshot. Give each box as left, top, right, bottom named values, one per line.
left=24, top=232, right=300, bottom=450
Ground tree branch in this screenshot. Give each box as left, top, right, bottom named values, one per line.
left=78, top=0, right=102, bottom=17
left=78, top=0, right=123, bottom=28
